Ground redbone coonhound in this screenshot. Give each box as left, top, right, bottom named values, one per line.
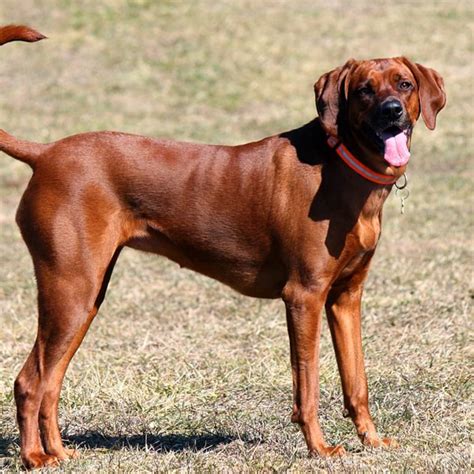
left=0, top=25, right=446, bottom=469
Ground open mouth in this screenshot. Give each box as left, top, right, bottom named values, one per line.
left=364, top=124, right=412, bottom=167
left=380, top=125, right=411, bottom=167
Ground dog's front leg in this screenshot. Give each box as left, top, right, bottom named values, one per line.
left=325, top=263, right=398, bottom=449
left=283, top=284, right=346, bottom=457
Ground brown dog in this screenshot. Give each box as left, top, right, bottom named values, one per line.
left=1, top=25, right=446, bottom=469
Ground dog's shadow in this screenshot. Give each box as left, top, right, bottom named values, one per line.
left=65, top=431, right=249, bottom=452
left=0, top=431, right=257, bottom=461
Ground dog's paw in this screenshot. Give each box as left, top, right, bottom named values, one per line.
left=380, top=437, right=399, bottom=448
left=309, top=444, right=346, bottom=458
left=360, top=432, right=399, bottom=449
left=22, top=452, right=60, bottom=469
left=45, top=446, right=80, bottom=462
left=59, top=447, right=80, bottom=461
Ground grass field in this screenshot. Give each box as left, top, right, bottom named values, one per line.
left=0, top=1, right=472, bottom=472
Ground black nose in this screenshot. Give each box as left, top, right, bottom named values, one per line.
left=380, top=99, right=403, bottom=119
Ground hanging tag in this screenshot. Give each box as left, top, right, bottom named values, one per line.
left=395, top=173, right=409, bottom=215
left=396, top=187, right=410, bottom=214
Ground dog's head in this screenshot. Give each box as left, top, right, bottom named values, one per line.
left=314, top=57, right=446, bottom=172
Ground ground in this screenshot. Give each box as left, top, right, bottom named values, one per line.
left=0, top=1, right=472, bottom=472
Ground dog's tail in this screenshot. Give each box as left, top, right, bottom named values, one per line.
left=0, top=130, right=49, bottom=168
left=0, top=24, right=46, bottom=46
left=1, top=25, right=48, bottom=168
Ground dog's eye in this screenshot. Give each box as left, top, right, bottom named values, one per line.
left=357, top=85, right=373, bottom=96
left=399, top=81, right=413, bottom=91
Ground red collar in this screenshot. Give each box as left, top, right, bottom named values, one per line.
left=327, top=135, right=397, bottom=185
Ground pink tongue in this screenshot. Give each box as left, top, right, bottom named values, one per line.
left=382, top=131, right=410, bottom=167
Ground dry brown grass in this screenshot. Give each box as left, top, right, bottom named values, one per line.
left=0, top=1, right=472, bottom=472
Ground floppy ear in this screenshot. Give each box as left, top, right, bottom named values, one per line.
left=400, top=57, right=446, bottom=130
left=314, top=59, right=357, bottom=137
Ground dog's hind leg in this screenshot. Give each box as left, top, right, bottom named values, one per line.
left=39, top=247, right=122, bottom=460
left=14, top=245, right=122, bottom=468
left=13, top=186, right=124, bottom=469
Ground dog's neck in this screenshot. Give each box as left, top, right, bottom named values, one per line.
left=323, top=120, right=403, bottom=220
left=339, top=125, right=407, bottom=182
left=328, top=145, right=392, bottom=221
left=326, top=136, right=399, bottom=186
left=280, top=119, right=395, bottom=221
